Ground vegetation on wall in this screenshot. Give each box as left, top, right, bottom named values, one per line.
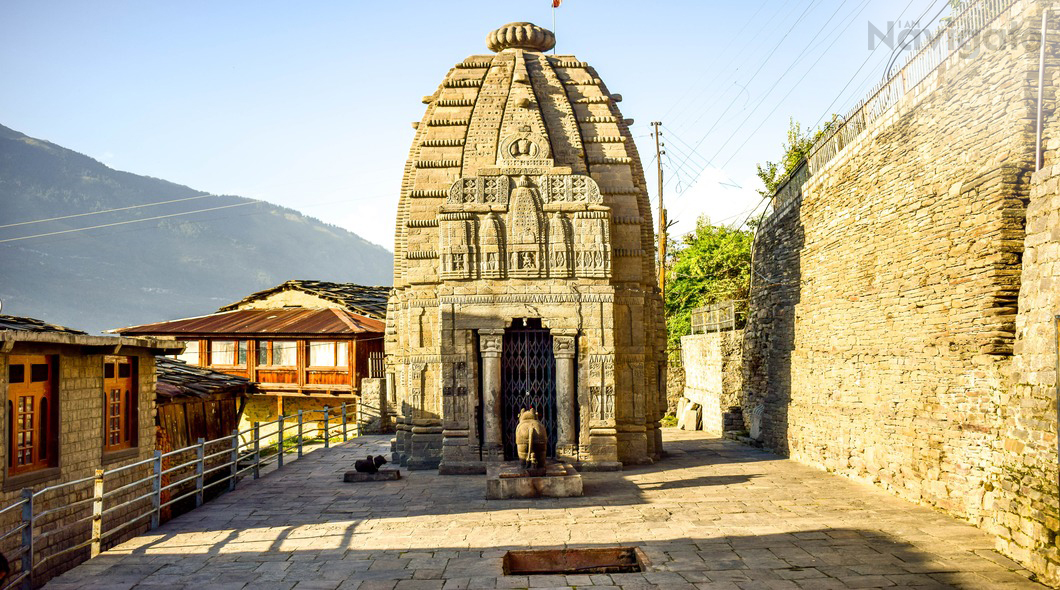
left=754, top=117, right=828, bottom=196
left=664, top=217, right=753, bottom=350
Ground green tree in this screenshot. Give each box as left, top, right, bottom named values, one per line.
left=664, top=217, right=753, bottom=350
left=755, top=117, right=820, bottom=196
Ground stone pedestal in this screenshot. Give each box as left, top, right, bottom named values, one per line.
left=486, top=461, right=583, bottom=499
left=344, top=469, right=401, bottom=482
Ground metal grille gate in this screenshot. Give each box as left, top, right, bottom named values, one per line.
left=501, top=321, right=557, bottom=460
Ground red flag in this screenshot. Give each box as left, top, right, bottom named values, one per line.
left=552, top=0, right=561, bottom=7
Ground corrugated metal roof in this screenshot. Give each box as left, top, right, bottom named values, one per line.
left=216, top=280, right=390, bottom=319
left=156, top=357, right=261, bottom=400
left=116, top=308, right=384, bottom=336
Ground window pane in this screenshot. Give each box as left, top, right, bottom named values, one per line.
left=104, top=363, right=115, bottom=379
left=309, top=342, right=336, bottom=367
left=30, top=364, right=49, bottom=382
left=8, top=364, right=24, bottom=384
left=272, top=341, right=296, bottom=367
left=211, top=341, right=236, bottom=365
left=237, top=341, right=248, bottom=365
left=256, top=341, right=268, bottom=365
left=336, top=342, right=349, bottom=367
left=176, top=341, right=199, bottom=364
left=118, top=363, right=131, bottom=378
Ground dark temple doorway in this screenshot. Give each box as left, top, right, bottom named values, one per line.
left=501, top=318, right=557, bottom=459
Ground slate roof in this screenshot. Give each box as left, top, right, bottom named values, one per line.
left=1, top=314, right=182, bottom=352
left=155, top=357, right=261, bottom=400
left=217, top=280, right=390, bottom=320
left=0, top=314, right=87, bottom=335
left=116, top=308, right=385, bottom=337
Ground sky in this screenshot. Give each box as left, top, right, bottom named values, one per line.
left=1, top=0, right=950, bottom=251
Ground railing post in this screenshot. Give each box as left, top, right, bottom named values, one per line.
left=297, top=410, right=304, bottom=458
left=342, top=402, right=348, bottom=442
left=91, top=469, right=104, bottom=558
left=19, top=488, right=32, bottom=589
left=151, top=451, right=162, bottom=529
left=229, top=429, right=239, bottom=492
left=195, top=438, right=205, bottom=508
left=323, top=406, right=330, bottom=449
left=277, top=416, right=285, bottom=470
left=253, top=422, right=261, bottom=480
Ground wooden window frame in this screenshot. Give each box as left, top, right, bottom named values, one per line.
left=102, top=355, right=138, bottom=454
left=256, top=340, right=297, bottom=368
left=174, top=339, right=202, bottom=366
left=208, top=340, right=247, bottom=368
left=307, top=341, right=350, bottom=369
left=6, top=354, right=59, bottom=477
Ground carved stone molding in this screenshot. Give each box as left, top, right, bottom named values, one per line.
left=479, top=329, right=504, bottom=357
left=439, top=293, right=614, bottom=305
left=553, top=334, right=577, bottom=359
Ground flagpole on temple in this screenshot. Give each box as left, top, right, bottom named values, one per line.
left=552, top=0, right=559, bottom=54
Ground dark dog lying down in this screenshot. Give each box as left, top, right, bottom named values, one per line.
left=354, top=455, right=388, bottom=473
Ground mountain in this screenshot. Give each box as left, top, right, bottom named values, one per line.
left=0, top=124, right=393, bottom=334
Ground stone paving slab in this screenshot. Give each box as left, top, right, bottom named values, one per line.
left=44, top=431, right=1047, bottom=589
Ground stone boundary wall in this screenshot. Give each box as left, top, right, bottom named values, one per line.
left=681, top=330, right=744, bottom=435
left=744, top=0, right=1060, bottom=582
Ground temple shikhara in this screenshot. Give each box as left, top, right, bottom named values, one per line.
left=387, top=22, right=666, bottom=472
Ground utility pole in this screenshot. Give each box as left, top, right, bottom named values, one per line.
left=651, top=121, right=667, bottom=301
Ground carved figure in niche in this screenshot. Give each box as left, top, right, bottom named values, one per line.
left=573, top=213, right=610, bottom=278
left=497, top=126, right=553, bottom=167
left=509, top=138, right=539, bottom=158
left=480, top=212, right=505, bottom=278
left=515, top=407, right=547, bottom=472
left=441, top=216, right=476, bottom=280
left=507, top=176, right=545, bottom=277
left=548, top=211, right=572, bottom=276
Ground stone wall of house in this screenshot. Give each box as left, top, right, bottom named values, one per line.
left=743, top=0, right=1060, bottom=582
left=0, top=345, right=159, bottom=585
left=681, top=330, right=744, bottom=435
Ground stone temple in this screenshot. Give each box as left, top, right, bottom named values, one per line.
left=386, top=22, right=665, bottom=472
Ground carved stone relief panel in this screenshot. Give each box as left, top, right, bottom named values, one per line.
left=573, top=211, right=611, bottom=278
left=440, top=212, right=477, bottom=280
left=441, top=360, right=470, bottom=428
left=587, top=354, right=615, bottom=422
left=479, top=212, right=506, bottom=278
left=507, top=177, right=545, bottom=278
left=548, top=211, right=573, bottom=277
left=447, top=176, right=510, bottom=205
left=539, top=174, right=602, bottom=204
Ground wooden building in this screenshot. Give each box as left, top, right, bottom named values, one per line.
left=116, top=280, right=388, bottom=437
left=155, top=356, right=260, bottom=450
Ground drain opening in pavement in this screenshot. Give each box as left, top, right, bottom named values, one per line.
left=502, top=547, right=649, bottom=575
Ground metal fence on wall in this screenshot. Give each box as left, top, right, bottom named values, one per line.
left=770, top=0, right=1020, bottom=205
left=0, top=403, right=358, bottom=590
left=690, top=300, right=747, bottom=334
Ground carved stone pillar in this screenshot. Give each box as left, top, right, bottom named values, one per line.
left=479, top=329, right=505, bottom=460
left=553, top=330, right=578, bottom=460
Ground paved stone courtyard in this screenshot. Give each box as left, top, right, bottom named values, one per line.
left=45, top=430, right=1045, bottom=589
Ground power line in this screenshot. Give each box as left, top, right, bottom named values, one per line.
left=671, top=0, right=860, bottom=190
left=718, top=0, right=881, bottom=169
left=660, top=0, right=774, bottom=124
left=661, top=0, right=824, bottom=181
left=0, top=201, right=259, bottom=244
left=0, top=193, right=218, bottom=229
left=809, top=0, right=924, bottom=132
left=705, top=0, right=865, bottom=165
